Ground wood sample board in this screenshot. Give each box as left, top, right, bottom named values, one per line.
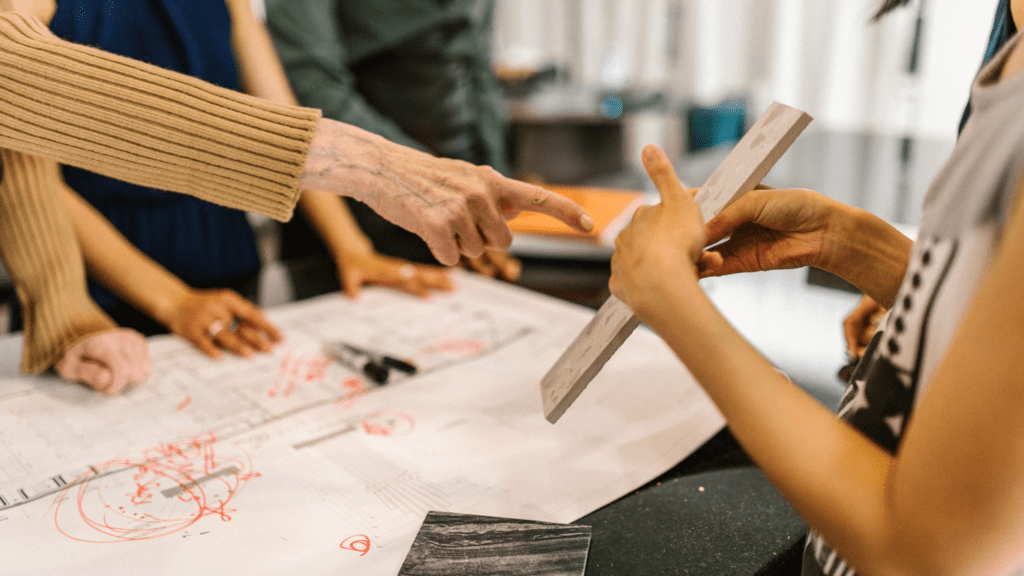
left=541, top=102, right=813, bottom=423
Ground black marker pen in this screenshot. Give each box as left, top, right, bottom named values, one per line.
left=324, top=342, right=390, bottom=384
left=381, top=355, right=417, bottom=375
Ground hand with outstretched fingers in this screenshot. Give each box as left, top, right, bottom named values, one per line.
left=164, top=288, right=282, bottom=360
left=699, top=185, right=847, bottom=279
left=335, top=247, right=455, bottom=299
left=301, top=119, right=595, bottom=266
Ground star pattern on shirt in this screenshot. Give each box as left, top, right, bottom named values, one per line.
left=837, top=378, right=869, bottom=419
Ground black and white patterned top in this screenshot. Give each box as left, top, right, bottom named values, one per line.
left=803, top=30, right=1024, bottom=576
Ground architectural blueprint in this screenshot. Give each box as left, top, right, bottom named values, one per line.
left=0, top=274, right=724, bottom=575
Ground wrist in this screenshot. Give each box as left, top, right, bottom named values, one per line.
left=633, top=273, right=706, bottom=337
left=821, top=205, right=912, bottom=308
left=148, top=282, right=191, bottom=329
left=629, top=260, right=702, bottom=325
left=816, top=200, right=864, bottom=274
left=300, top=119, right=385, bottom=204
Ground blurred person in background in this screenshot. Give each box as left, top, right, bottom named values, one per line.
left=267, top=0, right=522, bottom=299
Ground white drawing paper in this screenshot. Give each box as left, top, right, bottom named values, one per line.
left=0, top=273, right=723, bottom=575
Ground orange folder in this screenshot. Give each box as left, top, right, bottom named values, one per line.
left=508, top=185, right=646, bottom=244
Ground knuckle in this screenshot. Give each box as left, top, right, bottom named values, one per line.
left=424, top=211, right=451, bottom=230
left=462, top=185, right=491, bottom=206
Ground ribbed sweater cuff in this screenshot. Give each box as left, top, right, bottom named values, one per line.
left=0, top=12, right=321, bottom=221
left=0, top=149, right=116, bottom=373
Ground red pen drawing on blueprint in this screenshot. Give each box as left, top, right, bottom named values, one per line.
left=362, top=410, right=415, bottom=437
left=269, top=351, right=331, bottom=398
left=340, top=534, right=371, bottom=556
left=51, top=433, right=259, bottom=543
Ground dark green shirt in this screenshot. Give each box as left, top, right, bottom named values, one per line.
left=266, top=0, right=508, bottom=172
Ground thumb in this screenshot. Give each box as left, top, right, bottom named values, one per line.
left=641, top=145, right=687, bottom=208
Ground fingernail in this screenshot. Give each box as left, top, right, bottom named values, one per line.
left=642, top=145, right=660, bottom=161
left=580, top=214, right=595, bottom=232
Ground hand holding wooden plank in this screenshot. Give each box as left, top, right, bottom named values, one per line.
left=540, top=102, right=812, bottom=423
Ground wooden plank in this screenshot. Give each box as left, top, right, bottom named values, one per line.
left=541, top=102, right=813, bottom=423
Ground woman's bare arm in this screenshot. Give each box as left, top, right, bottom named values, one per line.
left=60, top=184, right=281, bottom=359
left=612, top=145, right=1024, bottom=575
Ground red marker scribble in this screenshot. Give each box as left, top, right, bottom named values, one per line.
left=340, top=534, right=371, bottom=556
left=175, top=396, right=192, bottom=411
left=438, top=339, right=485, bottom=355
left=332, top=378, right=368, bottom=409
left=52, top=433, right=258, bottom=543
left=269, top=352, right=330, bottom=398
left=417, top=338, right=486, bottom=361
left=342, top=378, right=365, bottom=393
left=129, top=478, right=155, bottom=506
left=361, top=410, right=415, bottom=437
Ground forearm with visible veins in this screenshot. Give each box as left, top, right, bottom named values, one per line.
left=299, top=119, right=458, bottom=214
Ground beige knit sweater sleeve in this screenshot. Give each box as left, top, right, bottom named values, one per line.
left=0, top=149, right=117, bottom=373
left=0, top=8, right=320, bottom=373
left=0, top=11, right=321, bottom=222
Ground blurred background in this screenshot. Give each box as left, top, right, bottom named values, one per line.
left=493, top=0, right=993, bottom=146
left=488, top=0, right=998, bottom=409
left=0, top=0, right=1003, bottom=409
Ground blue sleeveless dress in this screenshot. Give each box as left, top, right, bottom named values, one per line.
left=36, top=0, right=261, bottom=333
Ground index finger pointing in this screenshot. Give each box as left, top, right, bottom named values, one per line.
left=497, top=180, right=594, bottom=234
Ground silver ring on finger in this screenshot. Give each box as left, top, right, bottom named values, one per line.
left=207, top=319, right=226, bottom=338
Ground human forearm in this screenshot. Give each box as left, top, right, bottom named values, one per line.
left=822, top=205, right=913, bottom=309
left=632, top=276, right=897, bottom=573
left=615, top=166, right=898, bottom=561
left=297, top=189, right=373, bottom=258
left=0, top=149, right=114, bottom=372
left=63, top=186, right=279, bottom=357
left=226, top=1, right=379, bottom=260
left=0, top=12, right=318, bottom=221
left=618, top=145, right=1024, bottom=576
left=229, top=1, right=590, bottom=266
left=226, top=0, right=298, bottom=107
left=703, top=187, right=912, bottom=308
left=300, top=117, right=592, bottom=266
left=60, top=186, right=191, bottom=328
left=297, top=187, right=460, bottom=298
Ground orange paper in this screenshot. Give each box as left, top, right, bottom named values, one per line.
left=508, top=185, right=645, bottom=241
